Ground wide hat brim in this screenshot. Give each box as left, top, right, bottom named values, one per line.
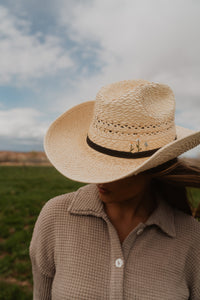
left=44, top=101, right=200, bottom=183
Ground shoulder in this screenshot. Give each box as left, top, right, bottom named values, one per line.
left=174, top=210, right=200, bottom=292
left=37, top=184, right=94, bottom=220
left=173, top=208, right=200, bottom=249
left=174, top=208, right=200, bottom=234
left=30, top=184, right=93, bottom=246
left=39, top=184, right=88, bottom=214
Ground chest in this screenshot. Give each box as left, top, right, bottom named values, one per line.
left=52, top=215, right=190, bottom=300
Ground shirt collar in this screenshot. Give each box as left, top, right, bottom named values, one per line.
left=68, top=184, right=176, bottom=238
left=68, top=184, right=106, bottom=217
left=145, top=191, right=176, bottom=238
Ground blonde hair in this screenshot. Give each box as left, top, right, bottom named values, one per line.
left=143, top=157, right=200, bottom=216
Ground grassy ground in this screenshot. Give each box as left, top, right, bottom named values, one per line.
left=0, top=166, right=84, bottom=300
left=0, top=166, right=199, bottom=300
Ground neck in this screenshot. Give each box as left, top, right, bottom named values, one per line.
left=103, top=186, right=156, bottom=224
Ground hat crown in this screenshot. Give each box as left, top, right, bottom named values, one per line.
left=88, top=80, right=176, bottom=153
left=95, top=80, right=175, bottom=123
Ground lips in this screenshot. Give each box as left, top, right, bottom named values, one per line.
left=97, top=184, right=110, bottom=194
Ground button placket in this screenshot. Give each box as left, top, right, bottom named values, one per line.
left=104, top=216, right=125, bottom=300
left=122, top=224, right=146, bottom=261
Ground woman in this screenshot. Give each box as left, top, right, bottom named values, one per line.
left=30, top=80, right=200, bottom=299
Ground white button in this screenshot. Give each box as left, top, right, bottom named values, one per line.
left=136, top=228, right=144, bottom=235
left=115, top=258, right=123, bottom=268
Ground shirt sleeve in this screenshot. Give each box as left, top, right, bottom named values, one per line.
left=188, top=254, right=200, bottom=299
left=31, top=265, right=54, bottom=300
left=187, top=228, right=200, bottom=300
left=29, top=200, right=56, bottom=300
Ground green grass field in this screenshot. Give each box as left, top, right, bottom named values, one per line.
left=0, top=166, right=84, bottom=300
left=0, top=166, right=199, bottom=300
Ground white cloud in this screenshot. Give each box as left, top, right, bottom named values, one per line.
left=53, top=0, right=200, bottom=130
left=0, top=5, right=73, bottom=85
left=0, top=108, right=47, bottom=140
left=60, top=1, right=199, bottom=82
left=0, top=0, right=199, bottom=154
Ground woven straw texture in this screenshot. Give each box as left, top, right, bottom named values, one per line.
left=88, top=80, right=176, bottom=152
left=44, top=80, right=200, bottom=183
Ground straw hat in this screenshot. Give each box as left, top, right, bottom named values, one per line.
left=44, top=80, right=200, bottom=183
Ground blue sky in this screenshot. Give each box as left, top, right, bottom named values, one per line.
left=0, top=0, right=199, bottom=157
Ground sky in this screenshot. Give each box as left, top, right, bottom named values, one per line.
left=0, top=0, right=199, bottom=157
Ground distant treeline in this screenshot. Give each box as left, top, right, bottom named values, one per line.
left=0, top=151, right=51, bottom=165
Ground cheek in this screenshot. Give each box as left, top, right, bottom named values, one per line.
left=98, top=188, right=125, bottom=203
left=111, top=188, right=126, bottom=200
left=118, top=179, right=146, bottom=198
left=110, top=185, right=136, bottom=202
left=99, top=176, right=148, bottom=202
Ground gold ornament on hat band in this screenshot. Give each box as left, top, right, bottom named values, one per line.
left=86, top=135, right=177, bottom=159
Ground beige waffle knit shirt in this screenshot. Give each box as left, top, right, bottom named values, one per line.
left=30, top=184, right=200, bottom=300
